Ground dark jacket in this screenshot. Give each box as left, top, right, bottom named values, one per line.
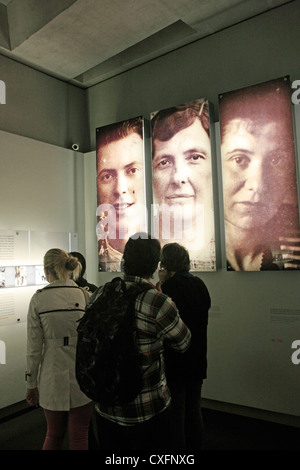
left=161, top=271, right=210, bottom=381
left=75, top=276, right=98, bottom=293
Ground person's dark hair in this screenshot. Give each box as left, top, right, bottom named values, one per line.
left=151, top=99, right=209, bottom=158
left=219, top=77, right=293, bottom=143
left=122, top=232, right=161, bottom=278
left=96, top=116, right=143, bottom=150
left=69, top=251, right=86, bottom=277
left=160, top=243, right=191, bottom=272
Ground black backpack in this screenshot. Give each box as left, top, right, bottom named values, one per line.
left=75, top=276, right=152, bottom=406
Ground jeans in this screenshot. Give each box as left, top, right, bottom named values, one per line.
left=168, top=378, right=204, bottom=451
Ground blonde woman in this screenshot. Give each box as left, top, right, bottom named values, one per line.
left=25, top=248, right=93, bottom=450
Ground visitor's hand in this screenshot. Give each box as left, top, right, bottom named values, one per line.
left=155, top=280, right=162, bottom=292
left=279, top=234, right=300, bottom=269
left=26, top=387, right=39, bottom=407
left=158, top=267, right=168, bottom=284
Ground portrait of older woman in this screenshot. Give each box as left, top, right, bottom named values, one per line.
left=151, top=99, right=216, bottom=271
left=219, top=77, right=300, bottom=271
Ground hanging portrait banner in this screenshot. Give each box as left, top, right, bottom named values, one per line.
left=219, top=76, right=300, bottom=271
left=96, top=116, right=147, bottom=272
left=150, top=99, right=216, bottom=271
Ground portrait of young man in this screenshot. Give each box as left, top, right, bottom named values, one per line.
left=219, top=77, right=300, bottom=271
left=151, top=99, right=216, bottom=271
left=96, top=117, right=147, bottom=272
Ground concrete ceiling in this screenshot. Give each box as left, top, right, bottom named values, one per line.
left=0, top=0, right=293, bottom=88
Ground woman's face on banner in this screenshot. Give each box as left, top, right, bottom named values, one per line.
left=221, top=118, right=295, bottom=231
left=152, top=119, right=212, bottom=213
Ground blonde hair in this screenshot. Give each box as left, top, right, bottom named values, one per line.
left=44, top=248, right=81, bottom=282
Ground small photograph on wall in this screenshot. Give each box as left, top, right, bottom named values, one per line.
left=219, top=76, right=300, bottom=271
left=151, top=99, right=216, bottom=271
left=96, top=116, right=147, bottom=272
left=0, top=267, right=5, bottom=287
left=15, top=266, right=27, bottom=287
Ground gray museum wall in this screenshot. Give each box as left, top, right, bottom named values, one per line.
left=0, top=54, right=90, bottom=152
left=0, top=130, right=86, bottom=409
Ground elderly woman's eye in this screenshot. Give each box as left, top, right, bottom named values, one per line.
left=157, top=158, right=171, bottom=168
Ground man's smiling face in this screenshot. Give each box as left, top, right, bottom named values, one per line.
left=97, top=131, right=146, bottom=237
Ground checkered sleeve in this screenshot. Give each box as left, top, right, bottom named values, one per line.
left=151, top=291, right=191, bottom=352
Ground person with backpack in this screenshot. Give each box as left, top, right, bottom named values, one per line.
left=78, top=233, right=191, bottom=451
left=25, top=249, right=93, bottom=450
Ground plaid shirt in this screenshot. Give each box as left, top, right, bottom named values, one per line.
left=95, top=275, right=191, bottom=426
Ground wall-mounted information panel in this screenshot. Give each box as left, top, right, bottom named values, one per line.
left=0, top=230, right=78, bottom=326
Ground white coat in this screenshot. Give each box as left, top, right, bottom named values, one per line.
left=26, top=279, right=92, bottom=411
